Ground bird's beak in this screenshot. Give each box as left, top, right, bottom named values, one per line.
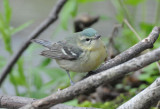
left=94, top=34, right=101, bottom=40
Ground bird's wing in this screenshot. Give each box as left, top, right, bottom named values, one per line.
left=32, top=39, right=83, bottom=60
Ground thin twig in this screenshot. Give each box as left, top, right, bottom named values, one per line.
left=0, top=0, right=68, bottom=86
left=123, top=19, right=141, bottom=40
left=124, top=19, right=160, bottom=73
left=20, top=31, right=160, bottom=108
left=156, top=100, right=160, bottom=109
left=107, top=23, right=122, bottom=59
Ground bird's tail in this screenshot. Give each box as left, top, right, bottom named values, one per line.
left=31, top=39, right=52, bottom=49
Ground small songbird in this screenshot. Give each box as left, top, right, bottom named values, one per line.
left=32, top=28, right=107, bottom=85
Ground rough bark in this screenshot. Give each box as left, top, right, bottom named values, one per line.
left=93, top=26, right=160, bottom=74
left=0, top=95, right=98, bottom=109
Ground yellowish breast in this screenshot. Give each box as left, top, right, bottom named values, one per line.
left=82, top=45, right=107, bottom=72
left=56, top=39, right=107, bottom=72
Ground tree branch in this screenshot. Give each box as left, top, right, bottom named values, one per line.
left=0, top=95, right=35, bottom=109
left=20, top=28, right=160, bottom=108
left=118, top=78, right=160, bottom=109
left=74, top=14, right=99, bottom=32
left=0, top=0, right=68, bottom=86
left=0, top=95, right=97, bottom=109
left=93, top=26, right=160, bottom=73
left=85, top=26, right=160, bottom=78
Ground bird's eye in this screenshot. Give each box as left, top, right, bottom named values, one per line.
left=86, top=38, right=90, bottom=41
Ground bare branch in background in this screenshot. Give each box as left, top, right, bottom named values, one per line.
left=0, top=0, right=68, bottom=86
left=74, top=14, right=99, bottom=32
left=0, top=95, right=98, bottom=109
left=20, top=26, right=160, bottom=108
left=107, top=23, right=123, bottom=59
left=118, top=78, right=160, bottom=109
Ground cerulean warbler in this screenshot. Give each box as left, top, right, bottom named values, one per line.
left=32, top=28, right=107, bottom=85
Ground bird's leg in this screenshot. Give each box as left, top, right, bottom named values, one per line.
left=66, top=70, right=74, bottom=85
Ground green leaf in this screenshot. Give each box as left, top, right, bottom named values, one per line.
left=138, top=73, right=150, bottom=81
left=44, top=68, right=66, bottom=80
left=32, top=70, right=43, bottom=89
left=111, top=0, right=124, bottom=22
left=12, top=75, right=26, bottom=86
left=139, top=22, right=154, bottom=36
left=0, top=2, right=13, bottom=54
left=41, top=67, right=70, bottom=86
left=124, top=0, right=146, bottom=5
left=129, top=88, right=137, bottom=94
left=60, top=0, right=78, bottom=30
left=0, top=0, right=31, bottom=54
left=0, top=12, right=5, bottom=28
left=153, top=35, right=160, bottom=49
left=9, top=73, right=20, bottom=95
left=114, top=27, right=139, bottom=52
left=3, top=0, right=12, bottom=25
left=11, top=21, right=32, bottom=35
left=0, top=56, right=6, bottom=68
left=65, top=99, right=78, bottom=106
left=143, top=63, right=159, bottom=75
left=40, top=80, right=56, bottom=91
left=9, top=72, right=17, bottom=86
left=139, top=84, right=147, bottom=90
left=70, top=0, right=78, bottom=17
left=0, top=23, right=13, bottom=54
left=17, top=58, right=27, bottom=86
left=9, top=58, right=27, bottom=87
left=79, top=101, right=92, bottom=107
left=39, top=58, right=51, bottom=67
left=138, top=63, right=159, bottom=83
left=77, top=0, right=105, bottom=3
left=29, top=90, right=48, bottom=99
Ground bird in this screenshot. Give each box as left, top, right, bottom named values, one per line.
left=31, top=28, right=107, bottom=85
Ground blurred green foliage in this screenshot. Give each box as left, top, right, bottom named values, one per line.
left=60, top=0, right=78, bottom=30
left=0, top=0, right=32, bottom=54
left=0, top=0, right=32, bottom=95
left=0, top=0, right=160, bottom=108
left=65, top=93, right=133, bottom=109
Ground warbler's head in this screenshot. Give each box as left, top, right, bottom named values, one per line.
left=78, top=28, right=104, bottom=50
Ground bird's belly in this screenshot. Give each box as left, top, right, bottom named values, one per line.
left=83, top=49, right=107, bottom=72
left=56, top=59, right=89, bottom=72
left=56, top=48, right=107, bottom=72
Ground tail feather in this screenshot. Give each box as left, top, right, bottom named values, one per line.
left=40, top=50, right=59, bottom=59
left=31, top=39, right=52, bottom=49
